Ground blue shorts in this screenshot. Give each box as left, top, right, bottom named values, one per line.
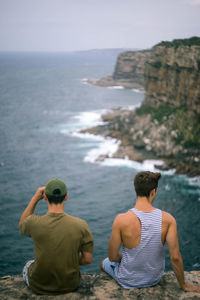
left=22, top=260, right=34, bottom=286
left=102, top=257, right=119, bottom=279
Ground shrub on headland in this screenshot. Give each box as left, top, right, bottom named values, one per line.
left=156, top=36, right=200, bottom=48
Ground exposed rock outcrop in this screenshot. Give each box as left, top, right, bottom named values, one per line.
left=1, top=272, right=200, bottom=299
left=87, top=50, right=151, bottom=89
left=83, top=106, right=200, bottom=176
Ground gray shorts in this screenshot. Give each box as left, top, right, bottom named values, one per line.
left=102, top=257, right=119, bottom=279
left=22, top=260, right=34, bottom=286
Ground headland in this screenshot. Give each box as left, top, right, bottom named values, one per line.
left=84, top=37, right=200, bottom=177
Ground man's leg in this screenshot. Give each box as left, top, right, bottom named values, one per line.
left=100, top=257, right=119, bottom=279
left=22, top=260, right=34, bottom=286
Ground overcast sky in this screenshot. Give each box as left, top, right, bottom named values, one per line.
left=0, top=0, right=200, bottom=52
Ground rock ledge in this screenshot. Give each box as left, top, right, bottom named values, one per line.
left=0, top=271, right=200, bottom=299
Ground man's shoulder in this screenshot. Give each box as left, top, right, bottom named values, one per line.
left=19, top=214, right=42, bottom=236
left=162, top=210, right=176, bottom=224
left=115, top=211, right=129, bottom=220
left=114, top=211, right=137, bottom=225
left=20, top=214, right=41, bottom=225
left=64, top=213, right=88, bottom=227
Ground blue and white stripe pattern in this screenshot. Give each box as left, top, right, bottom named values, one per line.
left=115, top=208, right=165, bottom=289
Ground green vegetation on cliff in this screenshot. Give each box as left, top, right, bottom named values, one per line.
left=156, top=36, right=200, bottom=48
left=173, top=108, right=200, bottom=148
left=136, top=104, right=175, bottom=122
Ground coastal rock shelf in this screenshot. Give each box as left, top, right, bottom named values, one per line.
left=0, top=271, right=200, bottom=299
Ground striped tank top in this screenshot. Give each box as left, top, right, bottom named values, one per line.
left=115, top=208, right=165, bottom=289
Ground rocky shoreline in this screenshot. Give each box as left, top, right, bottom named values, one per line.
left=1, top=271, right=200, bottom=299
left=86, top=75, right=145, bottom=89
left=81, top=107, right=200, bottom=177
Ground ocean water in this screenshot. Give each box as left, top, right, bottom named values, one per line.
left=0, top=51, right=199, bottom=277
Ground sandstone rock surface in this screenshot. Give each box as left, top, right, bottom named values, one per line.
left=144, top=44, right=200, bottom=114
left=87, top=50, right=151, bottom=89
left=1, top=272, right=200, bottom=299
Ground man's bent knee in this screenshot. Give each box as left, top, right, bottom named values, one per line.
left=22, top=260, right=34, bottom=287
left=100, top=257, right=118, bottom=279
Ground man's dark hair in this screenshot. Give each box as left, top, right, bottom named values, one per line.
left=46, top=189, right=66, bottom=204
left=134, top=171, right=161, bottom=198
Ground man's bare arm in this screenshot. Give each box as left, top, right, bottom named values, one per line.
left=18, top=187, right=45, bottom=227
left=79, top=251, right=93, bottom=265
left=108, top=216, right=122, bottom=262
left=166, top=214, right=200, bottom=293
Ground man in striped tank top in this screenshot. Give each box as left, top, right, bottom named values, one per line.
left=100, top=171, right=200, bottom=293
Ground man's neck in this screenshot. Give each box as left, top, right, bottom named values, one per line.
left=48, top=203, right=65, bottom=213
left=134, top=196, right=154, bottom=212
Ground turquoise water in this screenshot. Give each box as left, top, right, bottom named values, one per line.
left=0, top=52, right=199, bottom=276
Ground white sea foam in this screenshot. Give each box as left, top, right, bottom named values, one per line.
left=132, top=88, right=144, bottom=93
left=60, top=110, right=106, bottom=135
left=81, top=78, right=89, bottom=85
left=99, top=157, right=176, bottom=175
left=126, top=103, right=141, bottom=110
left=187, top=176, right=200, bottom=187
left=84, top=138, right=119, bottom=163
left=73, top=110, right=105, bottom=127
left=107, top=86, right=124, bottom=89
left=72, top=132, right=105, bottom=141
left=164, top=184, right=171, bottom=191
left=101, top=158, right=163, bottom=171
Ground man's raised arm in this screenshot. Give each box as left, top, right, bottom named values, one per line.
left=166, top=213, right=200, bottom=293
left=18, top=187, right=45, bottom=227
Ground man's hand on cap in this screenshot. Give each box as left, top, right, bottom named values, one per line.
left=34, top=187, right=45, bottom=202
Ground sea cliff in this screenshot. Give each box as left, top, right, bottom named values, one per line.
left=144, top=38, right=200, bottom=112
left=1, top=271, right=200, bottom=299
left=84, top=37, right=200, bottom=176
left=87, top=49, right=151, bottom=89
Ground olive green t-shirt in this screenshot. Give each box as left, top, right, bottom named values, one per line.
left=19, top=212, right=94, bottom=295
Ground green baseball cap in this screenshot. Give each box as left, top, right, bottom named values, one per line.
left=45, top=178, right=68, bottom=197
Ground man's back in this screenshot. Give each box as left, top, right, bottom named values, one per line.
left=116, top=208, right=171, bottom=249
left=20, top=212, right=94, bottom=294
left=114, top=207, right=165, bottom=288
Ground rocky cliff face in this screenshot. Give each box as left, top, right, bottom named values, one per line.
left=87, top=50, right=151, bottom=89
left=112, top=50, right=151, bottom=88
left=1, top=272, right=200, bottom=299
left=144, top=44, right=200, bottom=114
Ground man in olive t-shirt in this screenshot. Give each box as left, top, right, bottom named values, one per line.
left=19, top=179, right=94, bottom=295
